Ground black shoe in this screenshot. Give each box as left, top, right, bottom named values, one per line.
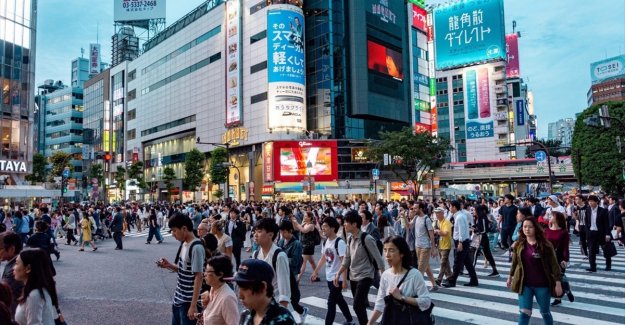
left=441, top=281, right=456, bottom=288
left=157, top=240, right=163, bottom=244
left=487, top=272, right=499, bottom=277
left=551, top=299, right=562, bottom=306
left=435, top=279, right=442, bottom=286
left=604, top=267, right=611, bottom=271
left=463, top=282, right=478, bottom=287
left=585, top=268, right=596, bottom=273
left=566, top=291, right=575, bottom=302
left=54, top=252, right=60, bottom=261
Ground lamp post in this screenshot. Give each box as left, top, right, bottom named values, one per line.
left=516, top=140, right=554, bottom=192
left=306, top=161, right=313, bottom=202
left=151, top=175, right=156, bottom=202
left=196, top=137, right=231, bottom=199
left=220, top=163, right=240, bottom=201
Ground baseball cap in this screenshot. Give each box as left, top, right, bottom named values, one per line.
left=231, top=259, right=274, bottom=284
left=433, top=207, right=445, bottom=213
left=548, top=195, right=559, bottom=203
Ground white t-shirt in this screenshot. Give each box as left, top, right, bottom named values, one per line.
left=545, top=205, right=566, bottom=221
left=374, top=268, right=432, bottom=314
left=323, top=237, right=346, bottom=280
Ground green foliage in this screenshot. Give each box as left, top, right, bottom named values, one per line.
left=572, top=101, right=625, bottom=194
left=213, top=188, right=224, bottom=199
left=47, top=152, right=73, bottom=182
left=162, top=166, right=177, bottom=202
left=525, top=139, right=570, bottom=158
left=26, top=153, right=47, bottom=184
left=115, top=165, right=126, bottom=191
left=184, top=148, right=205, bottom=191
left=88, top=164, right=105, bottom=184
left=127, top=161, right=147, bottom=190
left=367, top=127, right=451, bottom=198
left=209, top=147, right=228, bottom=184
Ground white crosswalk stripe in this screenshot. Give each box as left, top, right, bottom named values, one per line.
left=122, top=229, right=172, bottom=238
left=298, top=241, right=625, bottom=324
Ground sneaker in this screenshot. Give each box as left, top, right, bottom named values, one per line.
left=551, top=299, right=562, bottom=306
left=300, top=307, right=308, bottom=325
left=566, top=291, right=575, bottom=302
left=487, top=272, right=500, bottom=277
left=429, top=285, right=440, bottom=292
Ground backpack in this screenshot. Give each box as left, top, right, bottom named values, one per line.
left=174, top=239, right=204, bottom=265
left=323, top=237, right=343, bottom=255
left=312, top=226, right=321, bottom=245
left=253, top=247, right=285, bottom=272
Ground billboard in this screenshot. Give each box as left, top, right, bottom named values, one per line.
left=466, top=70, right=478, bottom=119
left=466, top=120, right=494, bottom=139
left=225, top=0, right=242, bottom=126
left=516, top=100, right=525, bottom=126
left=433, top=0, right=506, bottom=70
left=272, top=141, right=338, bottom=182
left=113, top=0, right=166, bottom=22
left=465, top=65, right=495, bottom=139
left=89, top=44, right=101, bottom=75
left=477, top=68, right=491, bottom=118
left=412, top=5, right=427, bottom=32
left=506, top=34, right=520, bottom=78
left=590, top=55, right=625, bottom=84
left=263, top=142, right=274, bottom=182
left=267, top=6, right=306, bottom=130
left=367, top=40, right=404, bottom=80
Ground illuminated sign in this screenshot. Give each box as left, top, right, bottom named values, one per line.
left=263, top=142, right=274, bottom=182
left=221, top=127, right=248, bottom=145
left=272, top=140, right=338, bottom=182
left=351, top=148, right=371, bottom=163
left=262, top=185, right=274, bottom=195
left=225, top=0, right=242, bottom=126
left=506, top=34, right=520, bottom=78
left=412, top=5, right=427, bottom=31
left=368, top=40, right=403, bottom=80
left=0, top=160, right=27, bottom=173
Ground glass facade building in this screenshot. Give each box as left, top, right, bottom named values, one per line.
left=0, top=0, right=36, bottom=183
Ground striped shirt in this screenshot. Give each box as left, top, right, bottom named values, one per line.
left=173, top=239, right=205, bottom=307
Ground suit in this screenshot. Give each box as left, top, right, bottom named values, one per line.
left=584, top=206, right=611, bottom=271
left=110, top=212, right=124, bottom=249
left=225, top=217, right=246, bottom=268
left=531, top=205, right=544, bottom=219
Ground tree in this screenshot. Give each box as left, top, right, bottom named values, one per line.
left=26, top=153, right=47, bottom=184
left=209, top=147, right=228, bottom=185
left=127, top=161, right=147, bottom=190
left=115, top=165, right=126, bottom=198
left=213, top=188, right=224, bottom=200
left=572, top=101, right=625, bottom=194
left=525, top=139, right=571, bottom=158
left=184, top=148, right=205, bottom=194
left=162, top=166, right=177, bottom=202
left=47, top=151, right=73, bottom=182
left=367, top=127, right=451, bottom=199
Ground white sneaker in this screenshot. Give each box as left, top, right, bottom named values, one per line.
left=300, top=306, right=308, bottom=325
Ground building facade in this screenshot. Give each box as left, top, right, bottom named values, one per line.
left=547, top=118, right=574, bottom=148
left=83, top=68, right=110, bottom=200
left=588, top=55, right=625, bottom=106
left=0, top=0, right=37, bottom=185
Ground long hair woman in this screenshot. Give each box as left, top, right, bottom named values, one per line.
left=291, top=211, right=320, bottom=282
left=13, top=248, right=61, bottom=325
left=507, top=217, right=562, bottom=325
left=545, top=211, right=574, bottom=306
left=472, top=204, right=498, bottom=276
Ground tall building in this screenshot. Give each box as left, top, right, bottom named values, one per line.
left=111, top=27, right=139, bottom=67
left=71, top=57, right=90, bottom=88
left=83, top=69, right=110, bottom=200
left=547, top=118, right=574, bottom=147
left=588, top=55, right=625, bottom=106
left=0, top=0, right=37, bottom=185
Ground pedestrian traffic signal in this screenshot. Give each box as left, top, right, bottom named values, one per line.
left=104, top=152, right=112, bottom=161
left=61, top=177, right=68, bottom=193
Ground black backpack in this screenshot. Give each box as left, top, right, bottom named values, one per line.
left=323, top=237, right=344, bottom=254
left=174, top=239, right=203, bottom=265
left=253, top=247, right=285, bottom=271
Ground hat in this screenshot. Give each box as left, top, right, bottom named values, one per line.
left=548, top=195, right=559, bottom=204
left=433, top=207, right=445, bottom=213
left=231, top=259, right=274, bottom=284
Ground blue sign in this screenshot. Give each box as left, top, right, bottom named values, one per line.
left=535, top=150, right=546, bottom=162
left=62, top=169, right=70, bottom=178
left=465, top=70, right=478, bottom=119
left=516, top=100, right=525, bottom=126
left=415, top=73, right=429, bottom=86
left=434, top=0, right=506, bottom=70
left=267, top=9, right=305, bottom=84
left=372, top=169, right=380, bottom=177
left=590, top=55, right=625, bottom=84
left=466, top=120, right=494, bottom=139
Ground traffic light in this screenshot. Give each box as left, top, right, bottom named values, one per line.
left=61, top=177, right=68, bottom=193
left=104, top=152, right=112, bottom=161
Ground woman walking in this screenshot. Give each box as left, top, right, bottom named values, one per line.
left=472, top=204, right=499, bottom=276
left=198, top=255, right=240, bottom=325
left=292, top=211, right=320, bottom=282
left=79, top=215, right=97, bottom=252
left=546, top=211, right=574, bottom=306
left=507, top=217, right=562, bottom=325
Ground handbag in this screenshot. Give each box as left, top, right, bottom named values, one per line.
left=380, top=268, right=435, bottom=325
left=55, top=308, right=68, bottom=325
left=602, top=241, right=617, bottom=258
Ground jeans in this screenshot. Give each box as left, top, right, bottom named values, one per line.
left=518, top=286, right=553, bottom=325
left=147, top=226, right=161, bottom=243
left=326, top=281, right=353, bottom=325
left=171, top=302, right=195, bottom=325
left=350, top=277, right=372, bottom=325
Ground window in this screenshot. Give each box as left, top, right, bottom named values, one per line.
left=128, top=69, right=136, bottom=81
left=127, top=129, right=136, bottom=140
left=127, top=109, right=136, bottom=121
left=127, top=89, right=136, bottom=102
left=250, top=61, right=267, bottom=74
left=141, top=115, right=196, bottom=137
left=250, top=92, right=267, bottom=104
left=209, top=52, right=221, bottom=63
left=250, top=30, right=267, bottom=44
left=250, top=1, right=267, bottom=15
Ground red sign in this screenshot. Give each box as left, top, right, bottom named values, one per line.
left=412, top=5, right=427, bottom=32
left=390, top=182, right=415, bottom=192
left=430, top=105, right=438, bottom=135
left=263, top=142, right=274, bottom=182
left=478, top=68, right=491, bottom=118
left=414, top=122, right=431, bottom=134
left=272, top=140, right=338, bottom=183
left=261, top=185, right=274, bottom=195
left=506, top=34, right=520, bottom=78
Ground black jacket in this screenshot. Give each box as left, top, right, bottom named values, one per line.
left=110, top=212, right=124, bottom=232
left=531, top=205, right=544, bottom=219
left=225, top=218, right=246, bottom=246
left=584, top=206, right=610, bottom=237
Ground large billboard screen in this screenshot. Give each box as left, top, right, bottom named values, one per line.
left=272, top=141, right=338, bottom=182
left=464, top=65, right=495, bottom=139
left=113, top=0, right=166, bottom=22
left=267, top=5, right=306, bottom=131
left=225, top=0, right=242, bottom=126
left=506, top=34, right=520, bottom=78
left=367, top=40, right=404, bottom=80
left=590, top=55, right=625, bottom=84
left=433, top=0, right=505, bottom=70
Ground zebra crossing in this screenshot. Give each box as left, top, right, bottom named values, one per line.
left=121, top=228, right=172, bottom=239
left=298, top=242, right=625, bottom=324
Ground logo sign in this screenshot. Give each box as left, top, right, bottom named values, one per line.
left=412, top=4, right=427, bottom=31
left=516, top=100, right=525, bottom=126
left=590, top=55, right=625, bottom=84
left=434, top=0, right=506, bottom=70
left=370, top=0, right=397, bottom=24
left=222, top=127, right=248, bottom=145
left=267, top=6, right=307, bottom=131
left=0, top=160, right=27, bottom=173
left=262, top=185, right=274, bottom=195
left=535, top=150, right=546, bottom=162
left=466, top=120, right=494, bottom=139
left=113, top=0, right=166, bottom=22
left=225, top=0, right=242, bottom=127
left=89, top=44, right=101, bottom=75
left=506, top=34, right=520, bottom=78
left=263, top=142, right=274, bottom=182
left=351, top=148, right=371, bottom=162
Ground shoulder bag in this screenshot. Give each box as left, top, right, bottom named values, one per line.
left=380, top=268, right=435, bottom=325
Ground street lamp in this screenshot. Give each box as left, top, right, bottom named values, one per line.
left=151, top=175, right=156, bottom=202
left=196, top=137, right=231, bottom=199
left=306, top=161, right=313, bottom=202
left=219, top=163, right=240, bottom=201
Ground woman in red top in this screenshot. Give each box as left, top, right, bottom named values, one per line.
left=545, top=211, right=574, bottom=306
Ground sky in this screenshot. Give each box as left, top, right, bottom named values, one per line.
left=35, top=0, right=625, bottom=139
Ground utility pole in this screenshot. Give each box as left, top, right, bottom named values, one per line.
left=196, top=137, right=231, bottom=200
left=516, top=140, right=554, bottom=192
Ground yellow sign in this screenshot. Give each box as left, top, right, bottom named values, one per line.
left=222, top=127, right=248, bottom=145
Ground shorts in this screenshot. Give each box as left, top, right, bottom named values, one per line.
left=303, top=244, right=315, bottom=255
left=416, top=247, right=431, bottom=272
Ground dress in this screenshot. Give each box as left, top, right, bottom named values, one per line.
left=81, top=218, right=92, bottom=241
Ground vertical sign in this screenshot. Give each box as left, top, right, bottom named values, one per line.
left=267, top=5, right=306, bottom=131
left=89, top=44, right=101, bottom=75
left=516, top=100, right=525, bottom=126
left=263, top=142, right=274, bottom=182
left=225, top=0, right=242, bottom=126
left=412, top=5, right=427, bottom=31
left=506, top=34, right=520, bottom=78
left=465, top=70, right=478, bottom=119
left=477, top=68, right=491, bottom=118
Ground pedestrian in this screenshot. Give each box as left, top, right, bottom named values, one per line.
left=64, top=210, right=78, bottom=245
left=110, top=206, right=124, bottom=250
left=311, top=216, right=355, bottom=325
left=507, top=217, right=562, bottom=325
left=472, top=204, right=499, bottom=276
left=334, top=210, right=385, bottom=325
left=433, top=207, right=452, bottom=286
left=585, top=195, right=612, bottom=272
left=413, top=202, right=439, bottom=290
left=224, top=208, right=246, bottom=269
left=27, top=221, right=60, bottom=262
left=235, top=259, right=297, bottom=325
left=146, top=208, right=164, bottom=244
left=277, top=220, right=308, bottom=323
left=156, top=212, right=205, bottom=325
left=545, top=211, right=574, bottom=306
left=442, top=201, right=478, bottom=288
left=79, top=214, right=97, bottom=252
left=0, top=231, right=24, bottom=316
left=498, top=194, right=519, bottom=251
left=368, top=236, right=433, bottom=325
left=211, top=220, right=235, bottom=270
left=52, top=212, right=65, bottom=240
left=13, top=248, right=61, bottom=325
left=197, top=255, right=240, bottom=325
left=11, top=211, right=29, bottom=244
left=291, top=211, right=320, bottom=282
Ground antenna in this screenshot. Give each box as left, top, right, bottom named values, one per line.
left=81, top=47, right=84, bottom=58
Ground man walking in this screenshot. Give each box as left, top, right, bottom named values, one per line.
left=110, top=206, right=124, bottom=250
left=498, top=194, right=518, bottom=250
left=442, top=201, right=478, bottom=287
left=225, top=208, right=246, bottom=269
left=433, top=207, right=452, bottom=286
left=585, top=195, right=612, bottom=272
left=413, top=202, right=439, bottom=290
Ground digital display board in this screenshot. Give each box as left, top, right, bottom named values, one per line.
left=367, top=40, right=404, bottom=80
left=272, top=141, right=338, bottom=182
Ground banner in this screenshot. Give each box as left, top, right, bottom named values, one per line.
left=267, top=5, right=306, bottom=130
left=466, top=120, right=494, bottom=139
left=89, top=44, right=101, bottom=75
left=113, top=0, right=166, bottom=22
left=506, top=34, right=520, bottom=78
left=590, top=55, right=625, bottom=84
left=225, top=0, right=242, bottom=126
left=478, top=68, right=491, bottom=118
left=412, top=5, right=427, bottom=31
left=434, top=0, right=506, bottom=70
left=516, top=100, right=525, bottom=126
left=466, top=70, right=478, bottom=119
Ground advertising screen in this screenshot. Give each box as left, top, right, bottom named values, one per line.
left=506, top=34, right=520, bottom=78
left=113, top=0, right=166, bottom=22
left=434, top=0, right=505, bottom=70
left=272, top=141, right=338, bottom=182
left=367, top=40, right=404, bottom=80
left=225, top=0, right=242, bottom=126
left=590, top=55, right=625, bottom=84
